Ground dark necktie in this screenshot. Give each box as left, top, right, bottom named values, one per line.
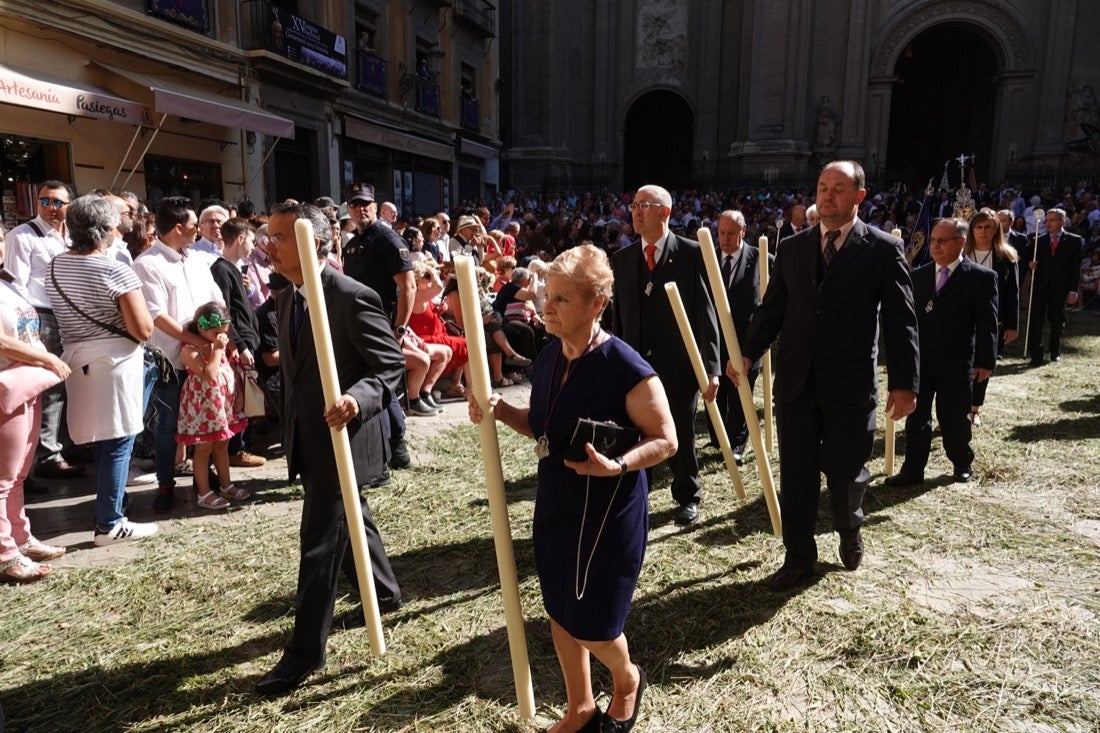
left=721, top=253, right=734, bottom=285
left=823, top=230, right=840, bottom=269
left=291, top=291, right=305, bottom=348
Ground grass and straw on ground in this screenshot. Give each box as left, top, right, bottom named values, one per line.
left=2, top=313, right=1098, bottom=732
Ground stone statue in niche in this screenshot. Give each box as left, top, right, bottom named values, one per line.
left=636, top=0, right=687, bottom=78
left=1064, top=83, right=1099, bottom=153
left=815, top=95, right=841, bottom=151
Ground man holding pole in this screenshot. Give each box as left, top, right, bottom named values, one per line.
left=1021, top=208, right=1083, bottom=365
left=255, top=203, right=404, bottom=696
left=735, top=160, right=919, bottom=591
left=707, top=210, right=771, bottom=465
left=612, top=184, right=720, bottom=526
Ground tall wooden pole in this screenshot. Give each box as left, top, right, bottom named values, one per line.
left=453, top=256, right=536, bottom=720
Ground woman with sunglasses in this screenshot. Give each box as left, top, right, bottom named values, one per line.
left=44, top=195, right=160, bottom=546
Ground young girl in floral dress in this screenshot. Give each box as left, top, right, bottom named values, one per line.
left=177, top=302, right=250, bottom=509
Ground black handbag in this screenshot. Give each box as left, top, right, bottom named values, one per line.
left=563, top=417, right=639, bottom=462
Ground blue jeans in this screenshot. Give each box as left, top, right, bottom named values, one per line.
left=151, top=371, right=184, bottom=487
left=94, top=433, right=138, bottom=531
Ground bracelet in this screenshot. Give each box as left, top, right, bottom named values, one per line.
left=615, top=455, right=628, bottom=475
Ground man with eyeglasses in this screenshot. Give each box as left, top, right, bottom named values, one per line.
left=611, top=184, right=720, bottom=526
left=188, top=204, right=230, bottom=268
left=884, top=218, right=997, bottom=488
left=4, top=180, right=85, bottom=481
left=1021, top=208, right=1084, bottom=365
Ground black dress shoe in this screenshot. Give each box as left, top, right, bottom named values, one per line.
left=1029, top=356, right=1045, bottom=366
left=23, top=477, right=48, bottom=495
left=675, top=502, right=699, bottom=526
left=601, top=666, right=646, bottom=732
left=390, top=439, right=412, bottom=469
left=953, top=467, right=973, bottom=483
left=838, top=528, right=864, bottom=571
left=1050, top=354, right=1062, bottom=362
left=764, top=564, right=815, bottom=592
left=36, top=460, right=85, bottom=479
left=255, top=658, right=316, bottom=696
left=882, top=472, right=923, bottom=488
left=732, top=444, right=746, bottom=466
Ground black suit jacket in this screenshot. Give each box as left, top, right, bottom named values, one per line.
left=1022, top=231, right=1084, bottom=297
left=969, top=251, right=1019, bottom=331
left=743, top=221, right=919, bottom=408
left=912, top=259, right=998, bottom=382
left=211, top=257, right=260, bottom=353
left=611, top=233, right=720, bottom=394
left=715, top=244, right=772, bottom=363
left=277, top=266, right=404, bottom=485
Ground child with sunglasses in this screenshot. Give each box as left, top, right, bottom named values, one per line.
left=177, top=302, right=250, bottom=509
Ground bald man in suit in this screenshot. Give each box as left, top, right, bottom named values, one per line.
left=735, top=161, right=919, bottom=591
left=612, top=184, right=720, bottom=526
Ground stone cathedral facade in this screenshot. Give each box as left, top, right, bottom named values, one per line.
left=501, top=0, right=1100, bottom=193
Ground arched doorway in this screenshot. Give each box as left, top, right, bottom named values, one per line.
left=623, top=90, right=694, bottom=192
left=886, top=24, right=998, bottom=188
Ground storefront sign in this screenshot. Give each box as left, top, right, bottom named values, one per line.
left=344, top=117, right=454, bottom=162
left=269, top=7, right=347, bottom=80
left=0, top=64, right=146, bottom=124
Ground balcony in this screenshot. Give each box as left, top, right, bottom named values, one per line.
left=356, top=51, right=388, bottom=99
left=240, top=0, right=348, bottom=82
left=417, top=80, right=441, bottom=118
left=461, top=97, right=480, bottom=132
left=454, top=0, right=496, bottom=38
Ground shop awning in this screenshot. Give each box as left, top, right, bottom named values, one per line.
left=86, top=61, right=295, bottom=138
left=0, top=63, right=146, bottom=125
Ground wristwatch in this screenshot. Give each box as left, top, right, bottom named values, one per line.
left=615, top=456, right=628, bottom=475
left=394, top=325, right=407, bottom=338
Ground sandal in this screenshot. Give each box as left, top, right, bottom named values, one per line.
left=0, top=554, right=51, bottom=584
left=491, top=377, right=514, bottom=388
left=196, top=490, right=230, bottom=509
left=219, top=484, right=251, bottom=501
left=441, top=383, right=466, bottom=400
left=19, top=539, right=66, bottom=562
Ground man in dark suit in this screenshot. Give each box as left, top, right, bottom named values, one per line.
left=1021, top=208, right=1084, bottom=365
left=612, top=184, right=720, bottom=525
left=884, top=218, right=998, bottom=487
left=255, top=203, right=404, bottom=696
left=735, top=160, right=919, bottom=591
left=707, top=209, right=772, bottom=464
left=776, top=204, right=807, bottom=251
left=997, top=208, right=1029, bottom=258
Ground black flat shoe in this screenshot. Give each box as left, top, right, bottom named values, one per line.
left=764, top=563, right=815, bottom=592
left=255, top=658, right=316, bottom=696
left=601, top=666, right=646, bottom=732
left=675, top=502, right=699, bottom=526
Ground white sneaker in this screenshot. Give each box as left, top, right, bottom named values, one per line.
left=126, top=466, right=157, bottom=486
left=93, top=518, right=160, bottom=547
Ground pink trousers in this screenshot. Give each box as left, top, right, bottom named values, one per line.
left=0, top=398, right=43, bottom=563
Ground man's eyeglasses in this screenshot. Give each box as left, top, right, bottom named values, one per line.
left=39, top=198, right=68, bottom=209
left=628, top=201, right=664, bottom=212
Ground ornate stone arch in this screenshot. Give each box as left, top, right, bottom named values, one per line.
left=869, top=0, right=1033, bottom=78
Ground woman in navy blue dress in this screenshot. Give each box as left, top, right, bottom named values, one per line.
left=471, top=244, right=676, bottom=733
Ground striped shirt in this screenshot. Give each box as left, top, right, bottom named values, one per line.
left=44, top=253, right=142, bottom=345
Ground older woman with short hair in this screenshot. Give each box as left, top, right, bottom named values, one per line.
left=45, top=195, right=159, bottom=546
left=471, top=244, right=676, bottom=733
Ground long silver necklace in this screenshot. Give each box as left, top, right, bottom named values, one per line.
left=534, top=327, right=603, bottom=459
left=973, top=248, right=993, bottom=267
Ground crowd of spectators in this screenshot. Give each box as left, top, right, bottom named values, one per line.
left=1, top=172, right=1098, bottom=581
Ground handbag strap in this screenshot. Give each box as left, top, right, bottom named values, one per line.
left=48, top=259, right=139, bottom=344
